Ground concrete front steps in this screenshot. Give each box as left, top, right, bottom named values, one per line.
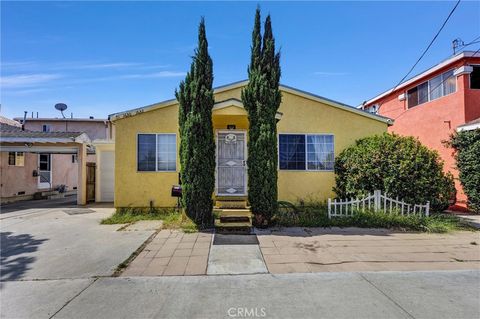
left=214, top=197, right=252, bottom=234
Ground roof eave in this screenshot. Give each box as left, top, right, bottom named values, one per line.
left=110, top=79, right=392, bottom=125
left=362, top=51, right=478, bottom=106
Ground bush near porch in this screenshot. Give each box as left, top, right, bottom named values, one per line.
left=333, top=133, right=456, bottom=212
left=274, top=200, right=471, bottom=233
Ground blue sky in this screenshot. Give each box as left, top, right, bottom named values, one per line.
left=1, top=1, right=479, bottom=120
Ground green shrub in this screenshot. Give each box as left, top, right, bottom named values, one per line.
left=273, top=200, right=468, bottom=233
left=447, top=129, right=480, bottom=213
left=334, top=133, right=455, bottom=212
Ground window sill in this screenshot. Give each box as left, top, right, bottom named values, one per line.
left=136, top=170, right=178, bottom=173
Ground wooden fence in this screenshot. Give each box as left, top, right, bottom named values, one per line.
left=328, top=190, right=430, bottom=218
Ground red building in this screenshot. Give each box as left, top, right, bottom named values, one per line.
left=359, top=51, right=480, bottom=210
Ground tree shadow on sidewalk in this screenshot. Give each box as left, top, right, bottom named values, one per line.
left=0, top=232, right=48, bottom=284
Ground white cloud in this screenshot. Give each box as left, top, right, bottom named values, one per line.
left=0, top=74, right=62, bottom=89
left=1, top=60, right=171, bottom=72
left=118, top=71, right=187, bottom=79
left=68, top=62, right=143, bottom=69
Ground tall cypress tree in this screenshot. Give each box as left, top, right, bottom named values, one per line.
left=175, top=18, right=215, bottom=227
left=241, top=8, right=262, bottom=221
left=242, top=8, right=281, bottom=225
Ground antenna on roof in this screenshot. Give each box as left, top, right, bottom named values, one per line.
left=452, top=38, right=464, bottom=55
left=54, top=103, right=68, bottom=118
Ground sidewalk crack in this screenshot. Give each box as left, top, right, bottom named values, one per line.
left=48, top=277, right=98, bottom=318
left=359, top=273, right=416, bottom=319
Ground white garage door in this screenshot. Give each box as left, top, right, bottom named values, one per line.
left=99, top=151, right=114, bottom=202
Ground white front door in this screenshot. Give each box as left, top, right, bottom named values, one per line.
left=38, top=153, right=52, bottom=189
left=216, top=131, right=247, bottom=196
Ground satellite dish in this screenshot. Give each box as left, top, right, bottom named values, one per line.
left=54, top=103, right=68, bottom=118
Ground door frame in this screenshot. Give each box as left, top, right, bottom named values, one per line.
left=38, top=153, right=52, bottom=189
left=215, top=129, right=247, bottom=196
left=86, top=162, right=96, bottom=203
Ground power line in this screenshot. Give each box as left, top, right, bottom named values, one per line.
left=472, top=46, right=480, bottom=56
left=392, top=46, right=479, bottom=120
left=391, top=0, right=462, bottom=93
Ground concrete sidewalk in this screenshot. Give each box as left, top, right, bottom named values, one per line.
left=2, top=270, right=478, bottom=319
left=258, top=228, right=480, bottom=273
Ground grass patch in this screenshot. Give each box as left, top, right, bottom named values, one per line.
left=274, top=200, right=474, bottom=233
left=101, top=207, right=199, bottom=232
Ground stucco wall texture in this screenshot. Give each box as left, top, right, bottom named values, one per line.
left=1, top=119, right=110, bottom=199
left=364, top=56, right=480, bottom=207
left=113, top=84, right=388, bottom=208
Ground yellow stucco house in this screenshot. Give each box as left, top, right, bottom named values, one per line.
left=110, top=80, right=392, bottom=208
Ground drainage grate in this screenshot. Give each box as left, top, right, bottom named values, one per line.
left=63, top=208, right=95, bottom=215
left=213, top=234, right=259, bottom=245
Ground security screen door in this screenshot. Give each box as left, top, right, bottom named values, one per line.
left=216, top=131, right=246, bottom=196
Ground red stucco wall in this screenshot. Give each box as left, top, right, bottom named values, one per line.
left=364, top=56, right=480, bottom=209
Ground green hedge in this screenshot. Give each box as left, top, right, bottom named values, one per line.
left=447, top=129, right=480, bottom=213
left=333, top=133, right=455, bottom=212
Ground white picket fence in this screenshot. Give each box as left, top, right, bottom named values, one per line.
left=328, top=190, right=430, bottom=218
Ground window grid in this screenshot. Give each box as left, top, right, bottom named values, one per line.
left=407, top=69, right=457, bottom=108
left=8, top=152, right=24, bottom=166
left=138, top=133, right=176, bottom=172
left=279, top=134, right=334, bottom=172
left=307, top=135, right=334, bottom=171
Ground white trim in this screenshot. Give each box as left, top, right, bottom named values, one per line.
left=278, top=133, right=335, bottom=172
left=213, top=99, right=244, bottom=110
left=110, top=81, right=250, bottom=121
left=0, top=133, right=90, bottom=144
left=136, top=133, right=177, bottom=173
left=361, top=51, right=478, bottom=106
left=213, top=98, right=283, bottom=120
left=457, top=122, right=480, bottom=132
left=38, top=153, right=52, bottom=189
left=92, top=139, right=115, bottom=146
left=14, top=117, right=108, bottom=123
left=110, top=80, right=391, bottom=124
left=0, top=146, right=79, bottom=153
left=454, top=65, right=473, bottom=76
left=215, top=129, right=247, bottom=196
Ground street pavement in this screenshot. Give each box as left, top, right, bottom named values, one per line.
left=2, top=270, right=478, bottom=319
left=1, top=200, right=479, bottom=318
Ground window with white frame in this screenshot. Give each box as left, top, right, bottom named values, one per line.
left=279, top=134, right=334, bottom=171
left=137, top=134, right=176, bottom=172
left=407, top=69, right=456, bottom=108
left=42, top=124, right=51, bottom=132
left=365, top=104, right=379, bottom=114
left=8, top=152, right=24, bottom=166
